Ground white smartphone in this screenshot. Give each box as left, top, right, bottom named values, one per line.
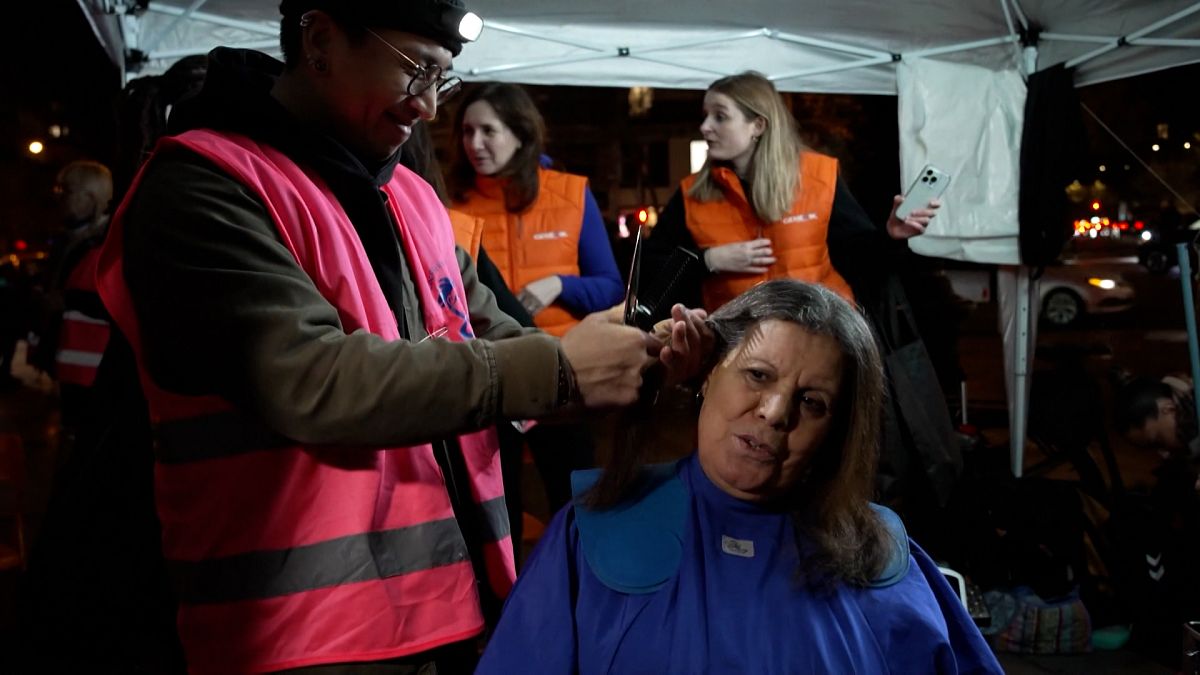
left=896, top=164, right=951, bottom=220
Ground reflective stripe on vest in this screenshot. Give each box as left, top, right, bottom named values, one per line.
left=453, top=168, right=586, bottom=336
left=682, top=152, right=853, bottom=312
left=55, top=247, right=110, bottom=387
left=96, top=130, right=514, bottom=674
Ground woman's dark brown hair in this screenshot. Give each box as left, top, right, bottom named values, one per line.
left=448, top=82, right=546, bottom=213
left=590, top=279, right=892, bottom=589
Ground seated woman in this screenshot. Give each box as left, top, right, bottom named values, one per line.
left=477, top=279, right=1000, bottom=674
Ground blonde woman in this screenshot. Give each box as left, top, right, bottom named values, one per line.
left=644, top=71, right=938, bottom=313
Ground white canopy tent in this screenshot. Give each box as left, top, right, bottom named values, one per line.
left=79, top=0, right=1200, bottom=91
left=77, top=0, right=1200, bottom=478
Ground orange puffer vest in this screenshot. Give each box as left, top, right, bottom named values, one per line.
left=96, top=130, right=514, bottom=674
left=453, top=168, right=586, bottom=336
left=682, top=152, right=853, bottom=311
left=448, top=208, right=485, bottom=262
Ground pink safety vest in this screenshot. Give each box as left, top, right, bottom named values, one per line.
left=56, top=246, right=110, bottom=386
left=96, top=129, right=514, bottom=674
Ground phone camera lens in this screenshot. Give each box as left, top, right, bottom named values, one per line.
left=921, top=176, right=929, bottom=182
left=930, top=176, right=938, bottom=183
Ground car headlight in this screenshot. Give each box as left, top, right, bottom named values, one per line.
left=1088, top=278, right=1117, bottom=290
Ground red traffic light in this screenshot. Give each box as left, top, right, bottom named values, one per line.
left=14, top=239, right=27, bottom=251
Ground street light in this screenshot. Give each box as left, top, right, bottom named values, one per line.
left=1152, top=143, right=1160, bottom=152
left=28, top=140, right=44, bottom=155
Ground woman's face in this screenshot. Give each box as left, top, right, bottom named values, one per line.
left=461, top=100, right=523, bottom=176
left=697, top=320, right=843, bottom=503
left=699, top=91, right=765, bottom=173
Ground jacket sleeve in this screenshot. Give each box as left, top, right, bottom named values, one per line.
left=121, top=149, right=564, bottom=447
left=642, top=187, right=705, bottom=311
left=826, top=176, right=906, bottom=297
left=556, top=186, right=624, bottom=314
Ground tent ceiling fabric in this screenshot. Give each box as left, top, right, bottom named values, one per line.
left=83, top=0, right=1200, bottom=91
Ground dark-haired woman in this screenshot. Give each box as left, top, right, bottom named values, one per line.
left=477, top=280, right=1001, bottom=674
left=449, top=83, right=625, bottom=515
left=450, top=82, right=623, bottom=337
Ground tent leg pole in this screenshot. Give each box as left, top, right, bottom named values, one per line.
left=1176, top=243, right=1200, bottom=425
left=1011, top=266, right=1032, bottom=478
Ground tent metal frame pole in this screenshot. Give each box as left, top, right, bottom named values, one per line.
left=469, top=29, right=767, bottom=78
left=150, top=40, right=279, bottom=60
left=121, top=12, right=141, bottom=53
left=770, top=55, right=894, bottom=83
left=1006, top=0, right=1032, bottom=30
left=770, top=31, right=890, bottom=59
left=907, top=35, right=1019, bottom=60
left=772, top=33, right=1021, bottom=84
left=1044, top=32, right=1200, bottom=48
left=1081, top=103, right=1200, bottom=218
left=1136, top=38, right=1200, bottom=47
left=467, top=52, right=614, bottom=76
left=146, top=2, right=279, bottom=37
left=1008, top=43, right=1039, bottom=480
left=142, top=0, right=209, bottom=55
left=483, top=21, right=608, bottom=52
left=637, top=30, right=766, bottom=55
left=1176, top=244, right=1200, bottom=434
left=1011, top=266, right=1033, bottom=478
left=999, top=0, right=1027, bottom=70
left=76, top=0, right=125, bottom=81
left=626, top=55, right=728, bottom=78
left=999, top=0, right=1020, bottom=35
left=1067, top=1, right=1200, bottom=69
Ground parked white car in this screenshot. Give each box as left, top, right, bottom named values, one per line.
left=940, top=263, right=1136, bottom=327
left=1038, top=263, right=1135, bottom=326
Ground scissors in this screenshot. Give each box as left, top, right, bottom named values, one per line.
left=623, top=224, right=652, bottom=329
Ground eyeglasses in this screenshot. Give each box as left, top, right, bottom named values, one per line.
left=365, top=28, right=463, bottom=105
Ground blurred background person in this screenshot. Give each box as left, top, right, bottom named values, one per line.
left=642, top=71, right=961, bottom=535
left=449, top=83, right=625, bottom=519
left=15, top=55, right=210, bottom=675
left=449, top=82, right=623, bottom=336
left=643, top=71, right=936, bottom=313
left=1113, top=374, right=1200, bottom=662
left=400, top=122, right=543, bottom=552
left=27, top=160, right=113, bottom=440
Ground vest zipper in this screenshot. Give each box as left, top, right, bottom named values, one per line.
left=514, top=213, right=524, bottom=281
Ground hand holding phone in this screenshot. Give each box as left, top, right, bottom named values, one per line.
left=895, top=164, right=951, bottom=221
